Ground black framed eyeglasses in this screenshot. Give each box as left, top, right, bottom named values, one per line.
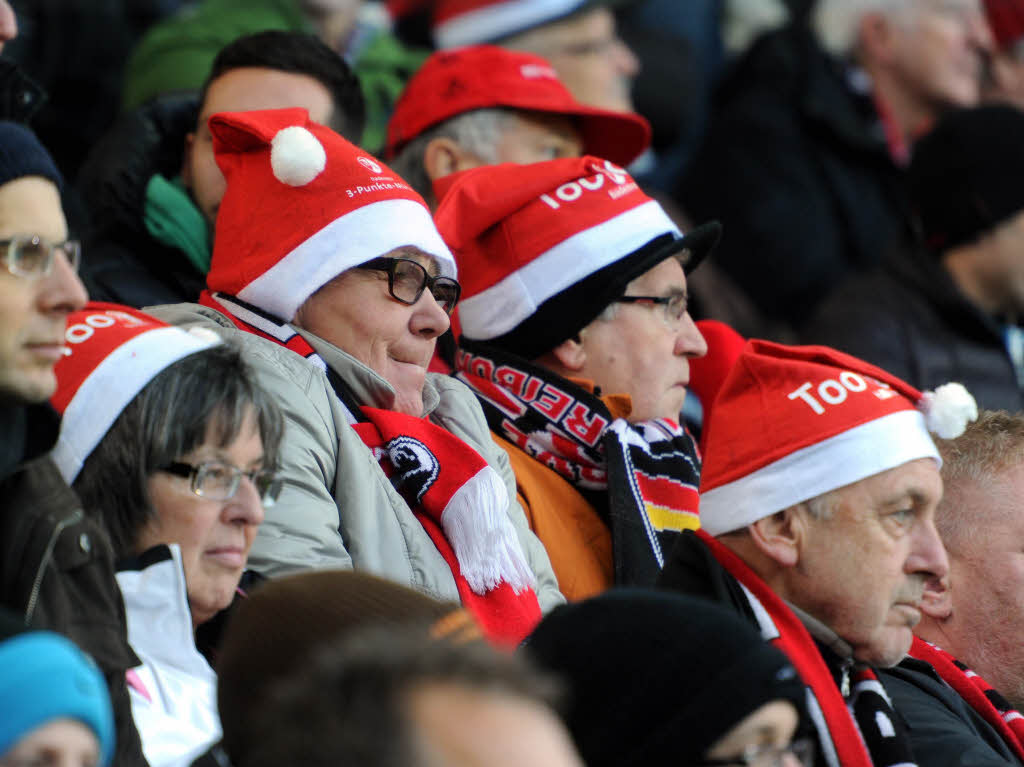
left=1, top=234, right=81, bottom=278
left=159, top=461, right=282, bottom=507
left=611, top=291, right=688, bottom=323
left=700, top=738, right=815, bottom=767
left=360, top=257, right=461, bottom=315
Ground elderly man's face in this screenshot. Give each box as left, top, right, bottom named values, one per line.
left=933, top=461, right=1024, bottom=709
left=0, top=177, right=88, bottom=403
left=788, top=457, right=947, bottom=667
left=183, top=67, right=336, bottom=226
left=573, top=256, right=706, bottom=423
left=880, top=0, right=991, bottom=115
left=294, top=248, right=451, bottom=416
left=504, top=8, right=640, bottom=113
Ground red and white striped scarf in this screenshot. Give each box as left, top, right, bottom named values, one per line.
left=201, top=291, right=542, bottom=645
left=909, top=637, right=1024, bottom=762
left=700, top=530, right=918, bottom=767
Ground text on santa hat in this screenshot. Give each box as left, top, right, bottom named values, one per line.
left=63, top=310, right=148, bottom=354
left=787, top=372, right=899, bottom=414
left=539, top=160, right=636, bottom=210
left=346, top=178, right=411, bottom=198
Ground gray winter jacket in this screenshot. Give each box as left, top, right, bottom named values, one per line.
left=147, top=303, right=563, bottom=610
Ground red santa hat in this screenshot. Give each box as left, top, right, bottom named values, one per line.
left=206, top=107, right=455, bottom=322
left=385, top=45, right=650, bottom=165
left=433, top=0, right=607, bottom=48
left=698, top=340, right=978, bottom=535
left=433, top=155, right=720, bottom=359
left=50, top=303, right=222, bottom=483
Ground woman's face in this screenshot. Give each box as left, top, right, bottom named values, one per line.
left=1, top=718, right=100, bottom=767
left=702, top=700, right=805, bottom=767
left=137, top=410, right=266, bottom=628
left=294, top=248, right=451, bottom=416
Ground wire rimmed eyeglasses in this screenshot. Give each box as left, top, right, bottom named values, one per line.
left=159, top=460, right=282, bottom=507
left=1, top=234, right=81, bottom=278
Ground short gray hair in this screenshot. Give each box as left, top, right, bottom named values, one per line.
left=811, top=0, right=915, bottom=56
left=389, top=108, right=518, bottom=199
left=73, top=342, right=284, bottom=555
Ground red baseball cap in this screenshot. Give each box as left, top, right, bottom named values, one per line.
left=385, top=45, right=650, bottom=165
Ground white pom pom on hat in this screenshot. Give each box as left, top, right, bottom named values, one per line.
left=270, top=126, right=326, bottom=187
left=918, top=382, right=978, bottom=440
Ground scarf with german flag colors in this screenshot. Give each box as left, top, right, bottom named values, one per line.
left=455, top=338, right=701, bottom=586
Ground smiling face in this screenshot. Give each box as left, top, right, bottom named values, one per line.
left=786, top=457, right=948, bottom=667
left=574, top=257, right=707, bottom=423
left=0, top=177, right=88, bottom=404
left=293, top=247, right=451, bottom=416
left=137, top=410, right=266, bottom=628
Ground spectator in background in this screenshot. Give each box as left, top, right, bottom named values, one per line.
left=207, top=568, right=579, bottom=766
left=0, top=2, right=14, bottom=52
left=806, top=104, right=1024, bottom=411
left=435, top=157, right=718, bottom=600
left=527, top=590, right=811, bottom=767
left=51, top=305, right=283, bottom=767
left=430, top=0, right=639, bottom=114
left=0, top=122, right=148, bottom=767
left=79, top=29, right=365, bottom=309
left=150, top=107, right=562, bottom=646
left=385, top=44, right=649, bottom=206
left=659, top=340, right=976, bottom=767
left=121, top=0, right=425, bottom=153
left=0, top=610, right=115, bottom=767
left=881, top=410, right=1024, bottom=766
left=679, top=0, right=992, bottom=331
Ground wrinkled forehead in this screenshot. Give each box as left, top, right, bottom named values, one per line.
left=382, top=245, right=445, bottom=277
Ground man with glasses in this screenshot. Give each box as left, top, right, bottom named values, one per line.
left=150, top=108, right=563, bottom=645
left=433, top=156, right=719, bottom=600
left=0, top=122, right=150, bottom=767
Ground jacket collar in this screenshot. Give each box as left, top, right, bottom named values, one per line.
left=0, top=402, right=61, bottom=481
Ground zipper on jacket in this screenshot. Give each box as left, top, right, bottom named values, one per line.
left=25, top=507, right=84, bottom=623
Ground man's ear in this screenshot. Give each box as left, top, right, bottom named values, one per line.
left=857, top=12, right=897, bottom=65
left=423, top=137, right=480, bottom=181
left=181, top=131, right=196, bottom=189
left=548, top=335, right=587, bottom=373
left=920, top=574, right=953, bottom=620
left=747, top=507, right=802, bottom=568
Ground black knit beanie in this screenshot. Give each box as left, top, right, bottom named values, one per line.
left=909, top=104, right=1024, bottom=252
left=0, top=121, right=62, bottom=191
left=525, top=589, right=806, bottom=767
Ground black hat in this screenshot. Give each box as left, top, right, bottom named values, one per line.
left=0, top=121, right=62, bottom=191
left=525, top=589, right=805, bottom=767
left=908, top=104, right=1024, bottom=252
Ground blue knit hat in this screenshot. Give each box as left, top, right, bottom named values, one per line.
left=0, top=120, right=63, bottom=191
left=0, top=631, right=115, bottom=766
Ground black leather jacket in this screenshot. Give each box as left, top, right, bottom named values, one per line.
left=1, top=404, right=149, bottom=767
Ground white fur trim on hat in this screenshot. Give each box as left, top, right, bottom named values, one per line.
left=270, top=126, right=326, bottom=187
left=237, top=198, right=456, bottom=321
left=435, top=0, right=587, bottom=48
left=458, top=199, right=679, bottom=340
left=52, top=327, right=221, bottom=483
left=699, top=409, right=941, bottom=536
